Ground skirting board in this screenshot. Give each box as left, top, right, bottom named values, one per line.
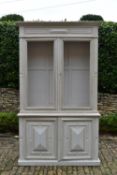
left=18, top=159, right=100, bottom=166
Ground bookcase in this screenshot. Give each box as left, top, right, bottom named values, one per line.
left=18, top=21, right=100, bottom=166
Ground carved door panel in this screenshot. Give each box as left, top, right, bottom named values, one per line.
left=60, top=118, right=92, bottom=159
left=26, top=118, right=57, bottom=159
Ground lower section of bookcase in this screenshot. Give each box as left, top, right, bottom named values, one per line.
left=18, top=115, right=100, bottom=166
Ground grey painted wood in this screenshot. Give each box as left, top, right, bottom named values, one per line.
left=26, top=118, right=57, bottom=159
left=18, top=22, right=100, bottom=166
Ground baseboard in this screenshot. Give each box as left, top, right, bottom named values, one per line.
left=18, top=158, right=100, bottom=166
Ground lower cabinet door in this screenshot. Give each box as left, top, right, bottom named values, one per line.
left=20, top=117, right=98, bottom=162
left=25, top=118, right=57, bottom=160
left=60, top=118, right=92, bottom=160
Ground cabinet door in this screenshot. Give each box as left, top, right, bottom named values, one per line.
left=27, top=41, right=56, bottom=109
left=25, top=118, right=57, bottom=159
left=60, top=118, right=92, bottom=160
left=62, top=41, right=90, bottom=109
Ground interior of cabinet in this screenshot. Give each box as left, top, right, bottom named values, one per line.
left=27, top=41, right=54, bottom=108
left=63, top=41, right=90, bottom=108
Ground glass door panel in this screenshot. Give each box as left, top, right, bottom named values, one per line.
left=63, top=41, right=90, bottom=109
left=27, top=41, right=55, bottom=108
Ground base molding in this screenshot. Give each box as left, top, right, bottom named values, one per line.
left=18, top=159, right=100, bottom=166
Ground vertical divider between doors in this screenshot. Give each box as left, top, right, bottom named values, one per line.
left=57, top=38, right=64, bottom=111
left=55, top=38, right=64, bottom=161
left=58, top=117, right=63, bottom=161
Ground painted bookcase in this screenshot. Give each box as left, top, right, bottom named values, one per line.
left=18, top=21, right=100, bottom=166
